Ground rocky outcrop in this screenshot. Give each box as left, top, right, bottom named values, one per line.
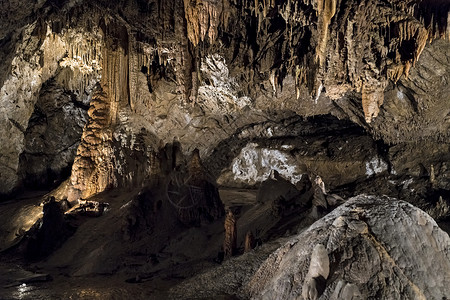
left=18, top=79, right=89, bottom=189
left=0, top=11, right=102, bottom=197
left=244, top=195, right=450, bottom=299
left=214, top=115, right=389, bottom=190
left=170, top=195, right=450, bottom=299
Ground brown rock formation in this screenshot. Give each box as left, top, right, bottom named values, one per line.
left=244, top=231, right=255, bottom=253
left=183, top=0, right=228, bottom=46
left=223, top=210, right=237, bottom=258
left=68, top=84, right=115, bottom=202
left=315, top=0, right=337, bottom=67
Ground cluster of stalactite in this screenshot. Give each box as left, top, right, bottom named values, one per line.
left=57, top=34, right=103, bottom=94
left=131, top=42, right=177, bottom=103
left=43, top=7, right=105, bottom=97
left=188, top=0, right=449, bottom=123
left=183, top=0, right=231, bottom=46
left=69, top=0, right=448, bottom=125
left=19, top=0, right=447, bottom=199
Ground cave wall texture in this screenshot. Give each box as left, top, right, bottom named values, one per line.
left=0, top=0, right=449, bottom=199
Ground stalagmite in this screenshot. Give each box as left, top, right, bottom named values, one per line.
left=188, top=149, right=205, bottom=184
left=68, top=85, right=115, bottom=202
left=244, top=231, right=255, bottom=253
left=223, top=210, right=237, bottom=258
left=68, top=20, right=130, bottom=201
left=361, top=79, right=387, bottom=123
left=430, top=164, right=435, bottom=185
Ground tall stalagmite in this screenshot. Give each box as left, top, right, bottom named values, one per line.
left=68, top=20, right=130, bottom=201
left=223, top=210, right=237, bottom=258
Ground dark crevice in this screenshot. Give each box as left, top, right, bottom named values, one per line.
left=8, top=118, right=26, bottom=133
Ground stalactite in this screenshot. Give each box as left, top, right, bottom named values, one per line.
left=416, top=0, right=450, bottom=40
left=315, top=0, right=337, bottom=67
left=183, top=0, right=225, bottom=46
left=58, top=29, right=103, bottom=95
left=384, top=16, right=430, bottom=83
left=295, top=65, right=307, bottom=99
left=270, top=69, right=277, bottom=95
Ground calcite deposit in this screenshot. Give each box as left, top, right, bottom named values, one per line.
left=0, top=0, right=449, bottom=299
left=223, top=210, right=237, bottom=258
left=245, top=196, right=450, bottom=299
left=0, top=0, right=449, bottom=198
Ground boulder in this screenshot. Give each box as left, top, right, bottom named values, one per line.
left=245, top=195, right=450, bottom=299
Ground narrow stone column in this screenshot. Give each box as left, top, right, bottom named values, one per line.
left=244, top=231, right=255, bottom=253
left=223, top=210, right=237, bottom=258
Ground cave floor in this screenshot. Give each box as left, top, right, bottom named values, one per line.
left=0, top=188, right=286, bottom=299
left=0, top=182, right=449, bottom=299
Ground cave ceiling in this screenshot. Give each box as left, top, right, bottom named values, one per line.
left=0, top=0, right=449, bottom=198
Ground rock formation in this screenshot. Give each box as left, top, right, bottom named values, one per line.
left=167, top=149, right=225, bottom=226
left=223, top=210, right=237, bottom=258
left=170, top=195, right=450, bottom=299
left=22, top=197, right=75, bottom=261
left=301, top=243, right=330, bottom=300
left=244, top=231, right=255, bottom=253
left=0, top=0, right=449, bottom=297
left=245, top=195, right=450, bottom=299
left=0, top=0, right=448, bottom=198
left=0, top=16, right=102, bottom=196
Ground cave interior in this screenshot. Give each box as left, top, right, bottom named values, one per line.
left=0, top=0, right=449, bottom=298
